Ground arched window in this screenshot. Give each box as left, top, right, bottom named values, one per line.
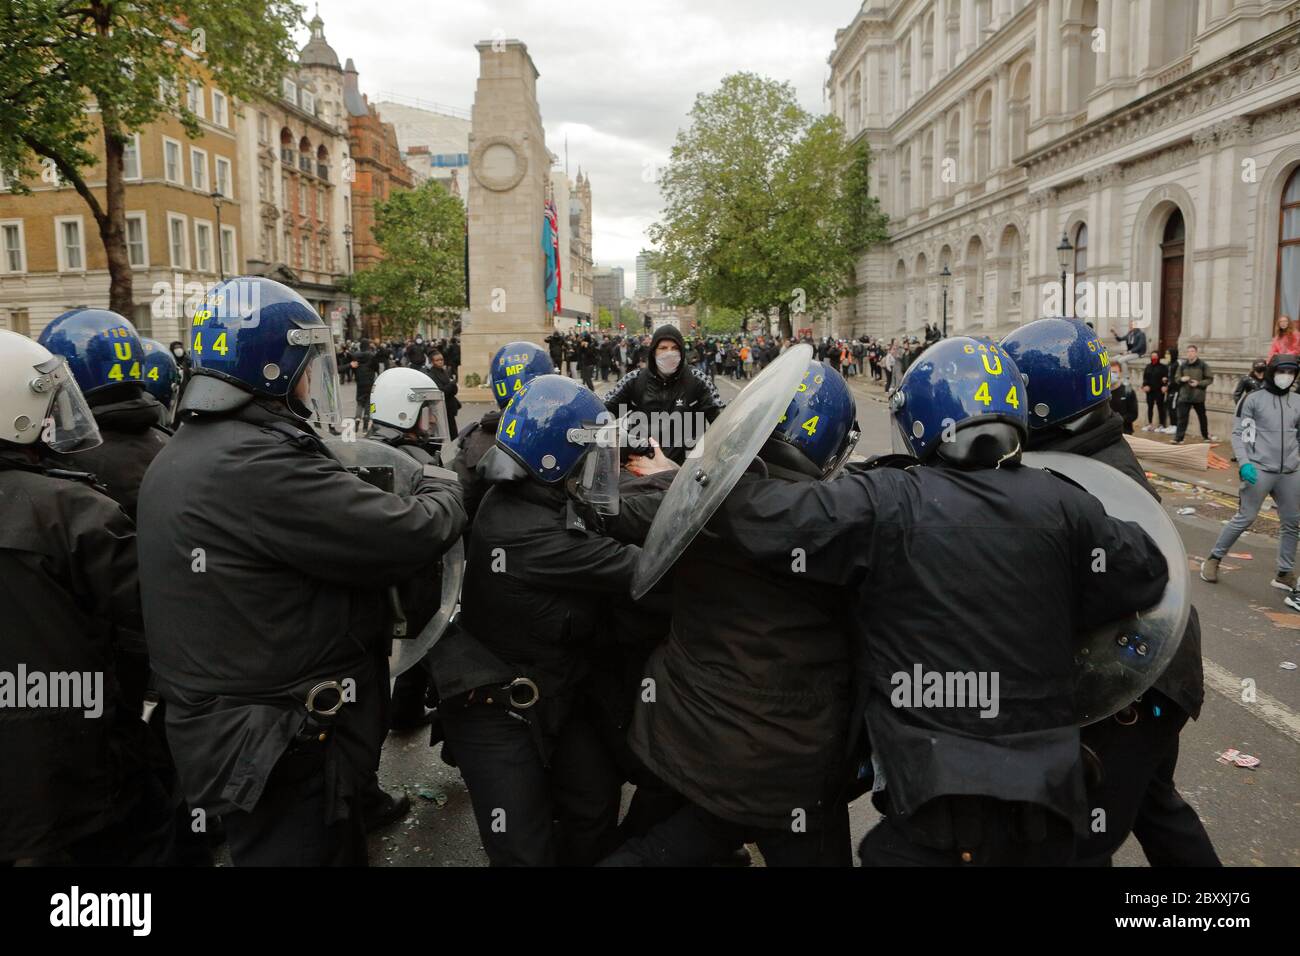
left=1278, top=168, right=1300, bottom=324
left=974, top=89, right=992, bottom=181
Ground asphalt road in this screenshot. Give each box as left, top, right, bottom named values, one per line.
left=348, top=367, right=1299, bottom=867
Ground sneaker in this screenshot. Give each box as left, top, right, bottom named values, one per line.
left=1272, top=572, right=1297, bottom=591
left=1172, top=439, right=1184, bottom=445
left=1286, top=591, right=1300, bottom=613
left=1200, top=557, right=1219, bottom=583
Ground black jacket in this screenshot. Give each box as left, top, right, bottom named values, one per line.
left=602, top=325, right=723, bottom=462
left=136, top=400, right=466, bottom=816
left=353, top=351, right=378, bottom=391
left=428, top=365, right=460, bottom=419
left=435, top=478, right=640, bottom=740
left=710, top=460, right=1169, bottom=831
left=451, top=408, right=501, bottom=524
left=0, top=448, right=153, bottom=859
left=1233, top=375, right=1265, bottom=410
left=611, top=463, right=853, bottom=830
left=1117, top=328, right=1147, bottom=357
left=1142, top=360, right=1169, bottom=393
left=1031, top=412, right=1204, bottom=719
left=1109, top=384, right=1139, bottom=433
left=48, top=390, right=170, bottom=521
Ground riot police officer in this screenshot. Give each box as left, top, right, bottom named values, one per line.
left=369, top=365, right=452, bottom=466
left=0, top=331, right=175, bottom=864
left=601, top=360, right=862, bottom=866
left=136, top=277, right=466, bottom=866
left=141, top=337, right=182, bottom=428
left=39, top=309, right=171, bottom=519
left=452, top=341, right=554, bottom=523
left=1002, top=317, right=1218, bottom=866
left=433, top=374, right=635, bottom=866
left=370, top=365, right=455, bottom=734
left=705, top=336, right=1170, bottom=865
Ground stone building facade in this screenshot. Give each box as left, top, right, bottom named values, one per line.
left=344, top=61, right=417, bottom=340
left=235, top=12, right=352, bottom=338
left=827, top=0, right=1300, bottom=418
left=0, top=72, right=243, bottom=344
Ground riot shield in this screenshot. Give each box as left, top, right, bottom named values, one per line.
left=323, top=437, right=465, bottom=677
left=1021, top=450, right=1190, bottom=724
left=629, top=343, right=813, bottom=601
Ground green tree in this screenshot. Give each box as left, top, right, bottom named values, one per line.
left=597, top=306, right=614, bottom=329
left=0, top=0, right=304, bottom=314
left=649, top=72, right=889, bottom=338
left=619, top=304, right=639, bottom=332
left=697, top=304, right=746, bottom=337
left=342, top=180, right=466, bottom=340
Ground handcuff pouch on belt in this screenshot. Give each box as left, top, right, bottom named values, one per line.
left=294, top=680, right=347, bottom=749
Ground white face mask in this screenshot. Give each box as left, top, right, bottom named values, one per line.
left=655, top=350, right=681, bottom=375
left=172, top=348, right=184, bottom=358
left=1275, top=372, right=1296, bottom=391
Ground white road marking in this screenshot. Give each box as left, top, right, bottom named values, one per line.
left=1202, top=658, right=1300, bottom=744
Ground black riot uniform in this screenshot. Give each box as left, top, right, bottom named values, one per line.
left=431, top=477, right=640, bottom=866
left=47, top=383, right=170, bottom=520
left=450, top=407, right=503, bottom=524
left=0, top=447, right=173, bottom=864
left=709, top=460, right=1169, bottom=865
left=601, top=456, right=855, bottom=866
left=1029, top=410, right=1219, bottom=866
left=137, top=400, right=466, bottom=865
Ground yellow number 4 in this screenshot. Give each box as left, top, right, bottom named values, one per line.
left=974, top=382, right=992, bottom=406
left=213, top=332, right=229, bottom=356
left=504, top=419, right=517, bottom=439
left=801, top=415, right=819, bottom=437
left=1005, top=384, right=1019, bottom=409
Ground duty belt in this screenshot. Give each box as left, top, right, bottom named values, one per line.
left=460, top=677, right=540, bottom=711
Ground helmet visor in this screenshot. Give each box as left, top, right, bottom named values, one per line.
left=824, top=422, right=862, bottom=478
left=572, top=418, right=621, bottom=516
left=35, top=357, right=102, bottom=453
left=287, top=327, right=342, bottom=426
left=412, top=387, right=451, bottom=443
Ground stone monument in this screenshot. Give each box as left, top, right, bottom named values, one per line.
left=462, top=39, right=552, bottom=383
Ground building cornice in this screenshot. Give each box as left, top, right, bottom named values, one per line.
left=1022, top=18, right=1300, bottom=180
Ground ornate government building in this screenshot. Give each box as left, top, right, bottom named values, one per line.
left=827, top=0, right=1300, bottom=410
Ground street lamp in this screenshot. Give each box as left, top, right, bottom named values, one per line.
left=939, top=263, right=951, bottom=339
left=1056, top=231, right=1073, bottom=319
left=342, top=224, right=355, bottom=340
left=210, top=190, right=226, bottom=281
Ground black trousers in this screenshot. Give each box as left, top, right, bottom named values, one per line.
left=1176, top=402, right=1208, bottom=441
left=1146, top=391, right=1167, bottom=426
left=222, top=748, right=367, bottom=867
left=859, top=796, right=1075, bottom=866
left=600, top=799, right=852, bottom=867
left=1076, top=693, right=1220, bottom=867
left=441, top=703, right=622, bottom=866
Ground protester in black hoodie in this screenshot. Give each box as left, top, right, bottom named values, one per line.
left=602, top=325, right=724, bottom=462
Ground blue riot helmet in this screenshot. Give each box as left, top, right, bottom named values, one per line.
left=140, top=338, right=180, bottom=417
left=180, top=276, right=342, bottom=425
left=487, top=374, right=621, bottom=515
left=768, top=360, right=860, bottom=477
left=999, top=318, right=1112, bottom=440
left=889, top=336, right=1028, bottom=468
left=490, top=341, right=555, bottom=410
left=38, top=308, right=146, bottom=396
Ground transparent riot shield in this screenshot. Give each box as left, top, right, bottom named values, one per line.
left=629, top=343, right=813, bottom=600
left=1021, top=450, right=1191, bottom=724
left=324, top=437, right=465, bottom=677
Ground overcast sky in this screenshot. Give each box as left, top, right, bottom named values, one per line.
left=308, top=0, right=856, bottom=290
